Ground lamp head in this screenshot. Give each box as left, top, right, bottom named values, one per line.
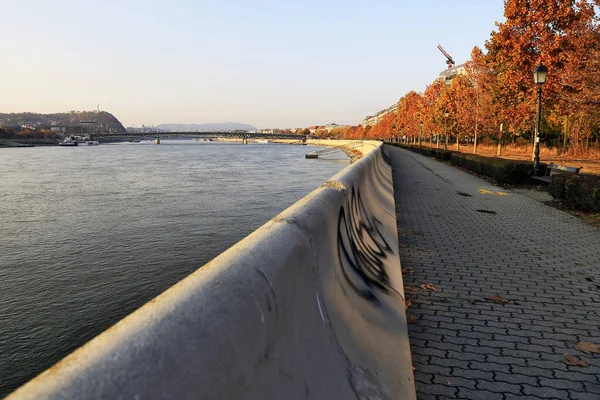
left=534, top=63, right=548, bottom=85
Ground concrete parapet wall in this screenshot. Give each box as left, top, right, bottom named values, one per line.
left=8, top=143, right=415, bottom=400
left=306, top=139, right=380, bottom=158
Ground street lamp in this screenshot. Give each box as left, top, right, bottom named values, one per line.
left=533, top=63, right=548, bottom=175
left=444, top=110, right=449, bottom=150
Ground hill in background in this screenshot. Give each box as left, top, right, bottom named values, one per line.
left=157, top=122, right=257, bottom=132
left=0, top=111, right=126, bottom=132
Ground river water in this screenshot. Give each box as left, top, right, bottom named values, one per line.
left=0, top=140, right=347, bottom=396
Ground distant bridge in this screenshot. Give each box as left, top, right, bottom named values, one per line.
left=90, top=132, right=309, bottom=141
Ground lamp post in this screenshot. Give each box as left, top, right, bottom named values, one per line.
left=444, top=110, right=449, bottom=150
left=533, top=63, right=548, bottom=175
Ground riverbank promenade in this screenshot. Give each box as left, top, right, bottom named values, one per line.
left=386, top=145, right=600, bottom=399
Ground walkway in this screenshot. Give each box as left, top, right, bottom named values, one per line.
left=386, top=145, right=600, bottom=400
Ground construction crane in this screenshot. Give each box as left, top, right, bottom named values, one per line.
left=437, top=44, right=455, bottom=69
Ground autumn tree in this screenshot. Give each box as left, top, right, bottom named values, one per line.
left=421, top=79, right=445, bottom=147
left=394, top=91, right=424, bottom=144
left=485, top=0, right=600, bottom=151
left=551, top=2, right=600, bottom=153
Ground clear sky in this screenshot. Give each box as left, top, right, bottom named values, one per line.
left=0, top=0, right=505, bottom=129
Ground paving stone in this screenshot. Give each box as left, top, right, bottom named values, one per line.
left=469, top=361, right=510, bottom=374
left=477, top=379, right=522, bottom=395
left=451, top=368, right=494, bottom=382
left=432, top=374, right=478, bottom=390
left=446, top=350, right=485, bottom=363
left=461, top=345, right=502, bottom=356
left=554, top=370, right=599, bottom=384
left=387, top=146, right=600, bottom=400
left=584, top=382, right=600, bottom=394
left=418, top=382, right=458, bottom=398
left=412, top=346, right=447, bottom=358
left=494, top=371, right=537, bottom=386
left=457, top=387, right=504, bottom=400
left=486, top=354, right=528, bottom=367
left=521, top=384, right=569, bottom=399
left=413, top=371, right=433, bottom=384
left=417, top=364, right=452, bottom=377
left=426, top=341, right=464, bottom=352
left=428, top=355, right=467, bottom=369
left=569, top=391, right=600, bottom=400
left=538, top=376, right=584, bottom=391
left=511, top=365, right=554, bottom=379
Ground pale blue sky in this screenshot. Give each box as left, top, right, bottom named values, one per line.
left=1, top=0, right=505, bottom=128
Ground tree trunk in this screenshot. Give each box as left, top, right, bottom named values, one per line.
left=586, top=133, right=590, bottom=154
left=473, top=119, right=478, bottom=154
left=563, top=116, right=568, bottom=151
left=497, top=140, right=502, bottom=156
left=456, top=135, right=460, bottom=151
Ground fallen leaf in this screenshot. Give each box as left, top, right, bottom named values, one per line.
left=520, top=249, right=529, bottom=252
left=575, top=342, right=600, bottom=354
left=443, top=312, right=450, bottom=317
left=405, top=286, right=420, bottom=293
left=564, top=355, right=588, bottom=367
left=447, top=272, right=456, bottom=275
left=420, top=283, right=437, bottom=291
left=402, top=267, right=415, bottom=276
left=407, top=315, right=418, bottom=323
left=405, top=300, right=412, bottom=310
left=484, top=295, right=509, bottom=304
left=412, top=365, right=416, bottom=371
left=495, top=276, right=503, bottom=280
left=446, top=380, right=451, bottom=385
left=414, top=231, right=424, bottom=236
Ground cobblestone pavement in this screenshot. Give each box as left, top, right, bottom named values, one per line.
left=386, top=145, right=600, bottom=400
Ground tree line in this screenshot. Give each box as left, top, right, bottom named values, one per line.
left=319, top=0, right=600, bottom=156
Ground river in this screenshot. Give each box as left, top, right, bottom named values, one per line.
left=0, top=140, right=347, bottom=396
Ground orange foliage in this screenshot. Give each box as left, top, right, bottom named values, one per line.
left=362, top=0, right=600, bottom=156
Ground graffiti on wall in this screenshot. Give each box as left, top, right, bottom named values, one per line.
left=337, top=186, right=394, bottom=304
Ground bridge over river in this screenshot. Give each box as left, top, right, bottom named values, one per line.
left=90, top=131, right=310, bottom=141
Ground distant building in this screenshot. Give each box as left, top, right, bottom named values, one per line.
left=439, top=63, right=466, bottom=85
left=359, top=63, right=467, bottom=128
left=361, top=102, right=399, bottom=128
left=259, top=128, right=281, bottom=134
left=323, top=123, right=350, bottom=133
left=50, top=126, right=67, bottom=134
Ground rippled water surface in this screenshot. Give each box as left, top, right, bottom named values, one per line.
left=0, top=140, right=347, bottom=395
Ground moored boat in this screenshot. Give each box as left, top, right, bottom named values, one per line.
left=58, top=138, right=78, bottom=146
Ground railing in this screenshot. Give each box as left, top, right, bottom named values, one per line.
left=90, top=132, right=307, bottom=140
